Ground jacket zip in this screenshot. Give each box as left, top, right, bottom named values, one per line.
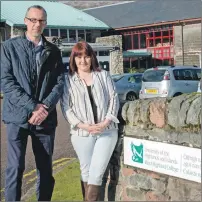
left=35, top=50, right=50, bottom=98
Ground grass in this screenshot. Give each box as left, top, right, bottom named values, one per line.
left=28, top=160, right=83, bottom=201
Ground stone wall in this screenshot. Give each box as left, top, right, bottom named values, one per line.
left=174, top=22, right=201, bottom=66
left=96, top=35, right=123, bottom=74
left=101, top=93, right=201, bottom=201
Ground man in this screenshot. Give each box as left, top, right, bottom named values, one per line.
left=1, top=5, right=65, bottom=201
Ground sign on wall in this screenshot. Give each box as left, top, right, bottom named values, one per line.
left=124, top=137, right=201, bottom=183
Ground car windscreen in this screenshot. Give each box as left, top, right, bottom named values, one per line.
left=142, top=70, right=166, bottom=82
left=112, top=75, right=124, bottom=82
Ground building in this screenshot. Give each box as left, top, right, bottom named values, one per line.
left=0, top=1, right=109, bottom=43
left=84, top=0, right=202, bottom=70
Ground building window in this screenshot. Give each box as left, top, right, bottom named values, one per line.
left=122, top=26, right=174, bottom=66
left=155, top=38, right=161, bottom=47
left=86, top=30, right=92, bottom=42
left=69, top=30, right=76, bottom=42
left=51, top=29, right=58, bottom=36
left=154, top=31, right=161, bottom=37
left=123, top=35, right=132, bottom=50
left=133, top=34, right=138, bottom=49
left=0, top=28, right=6, bottom=42
left=78, top=30, right=85, bottom=41
left=62, top=51, right=71, bottom=57
left=99, top=51, right=109, bottom=56
left=140, top=34, right=146, bottom=48
left=60, top=29, right=67, bottom=39
left=43, top=29, right=49, bottom=36
left=149, top=39, right=154, bottom=47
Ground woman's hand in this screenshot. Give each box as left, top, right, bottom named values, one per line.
left=94, top=119, right=111, bottom=132
left=77, top=123, right=102, bottom=134
left=77, top=119, right=111, bottom=134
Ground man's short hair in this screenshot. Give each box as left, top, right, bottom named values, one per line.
left=25, top=5, right=47, bottom=18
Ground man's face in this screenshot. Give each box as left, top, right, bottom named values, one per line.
left=24, top=8, right=47, bottom=37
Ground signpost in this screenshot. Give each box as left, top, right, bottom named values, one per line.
left=124, top=137, right=201, bottom=183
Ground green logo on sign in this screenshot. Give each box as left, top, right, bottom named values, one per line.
left=131, top=142, right=143, bottom=163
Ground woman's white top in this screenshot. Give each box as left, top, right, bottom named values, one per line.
left=60, top=70, right=120, bottom=136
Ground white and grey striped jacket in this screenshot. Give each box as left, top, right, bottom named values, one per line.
left=60, top=70, right=120, bottom=136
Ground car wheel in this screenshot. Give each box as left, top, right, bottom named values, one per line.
left=173, top=92, right=182, bottom=97
left=126, top=92, right=137, bottom=101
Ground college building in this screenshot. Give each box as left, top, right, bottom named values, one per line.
left=84, top=0, right=202, bottom=71
left=0, top=1, right=109, bottom=43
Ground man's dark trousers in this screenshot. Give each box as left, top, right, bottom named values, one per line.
left=5, top=123, right=55, bottom=201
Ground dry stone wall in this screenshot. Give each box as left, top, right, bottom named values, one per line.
left=100, top=93, right=201, bottom=201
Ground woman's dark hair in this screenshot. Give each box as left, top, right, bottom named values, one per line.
left=69, top=41, right=100, bottom=75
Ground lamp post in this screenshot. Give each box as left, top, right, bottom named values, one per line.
left=180, top=21, right=185, bottom=65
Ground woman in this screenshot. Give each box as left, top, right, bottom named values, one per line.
left=60, top=41, right=119, bottom=201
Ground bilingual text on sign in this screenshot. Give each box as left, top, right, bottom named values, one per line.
left=124, top=137, right=201, bottom=183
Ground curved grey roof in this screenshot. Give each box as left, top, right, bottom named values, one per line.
left=84, top=0, right=202, bottom=29
left=1, top=1, right=109, bottom=29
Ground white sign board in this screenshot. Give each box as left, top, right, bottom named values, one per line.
left=124, top=137, right=201, bottom=183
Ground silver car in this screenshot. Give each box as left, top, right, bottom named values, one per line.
left=112, top=73, right=143, bottom=101
left=139, top=66, right=201, bottom=99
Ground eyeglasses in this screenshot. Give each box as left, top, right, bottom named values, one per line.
left=25, top=17, right=47, bottom=24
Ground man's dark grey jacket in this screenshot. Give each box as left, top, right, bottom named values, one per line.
left=1, top=34, right=65, bottom=129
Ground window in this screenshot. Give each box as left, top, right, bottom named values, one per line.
left=62, top=51, right=71, bottom=57
left=124, top=35, right=132, bottom=50
left=43, top=29, right=49, bottom=36
left=128, top=75, right=142, bottom=83
left=51, top=29, right=58, bottom=36
left=142, top=70, right=166, bottom=82
left=149, top=32, right=154, bottom=37
left=60, top=29, right=67, bottom=39
left=195, top=69, right=201, bottom=80
left=154, top=31, right=161, bottom=37
left=162, top=38, right=170, bottom=46
left=99, top=51, right=109, bottom=56
left=140, top=34, right=146, bottom=48
left=162, top=31, right=169, bottom=37
left=69, top=30, right=76, bottom=42
left=0, top=28, right=6, bottom=42
left=86, top=30, right=92, bottom=42
left=155, top=38, right=161, bottom=47
left=99, top=61, right=109, bottom=71
left=133, top=34, right=139, bottom=49
left=173, top=69, right=201, bottom=80
left=78, top=30, right=85, bottom=41
left=149, top=39, right=154, bottom=47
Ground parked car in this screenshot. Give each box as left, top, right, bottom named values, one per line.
left=139, top=66, right=201, bottom=99
left=112, top=73, right=143, bottom=101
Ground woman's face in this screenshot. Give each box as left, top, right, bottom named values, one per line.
left=75, top=53, right=91, bottom=73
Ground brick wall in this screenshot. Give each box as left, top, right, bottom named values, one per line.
left=174, top=22, right=201, bottom=66
left=96, top=35, right=123, bottom=74
left=100, top=94, right=201, bottom=201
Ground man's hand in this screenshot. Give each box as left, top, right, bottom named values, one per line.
left=28, top=104, right=49, bottom=125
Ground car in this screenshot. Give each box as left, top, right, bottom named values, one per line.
left=111, top=73, right=143, bottom=101
left=139, top=66, right=201, bottom=99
